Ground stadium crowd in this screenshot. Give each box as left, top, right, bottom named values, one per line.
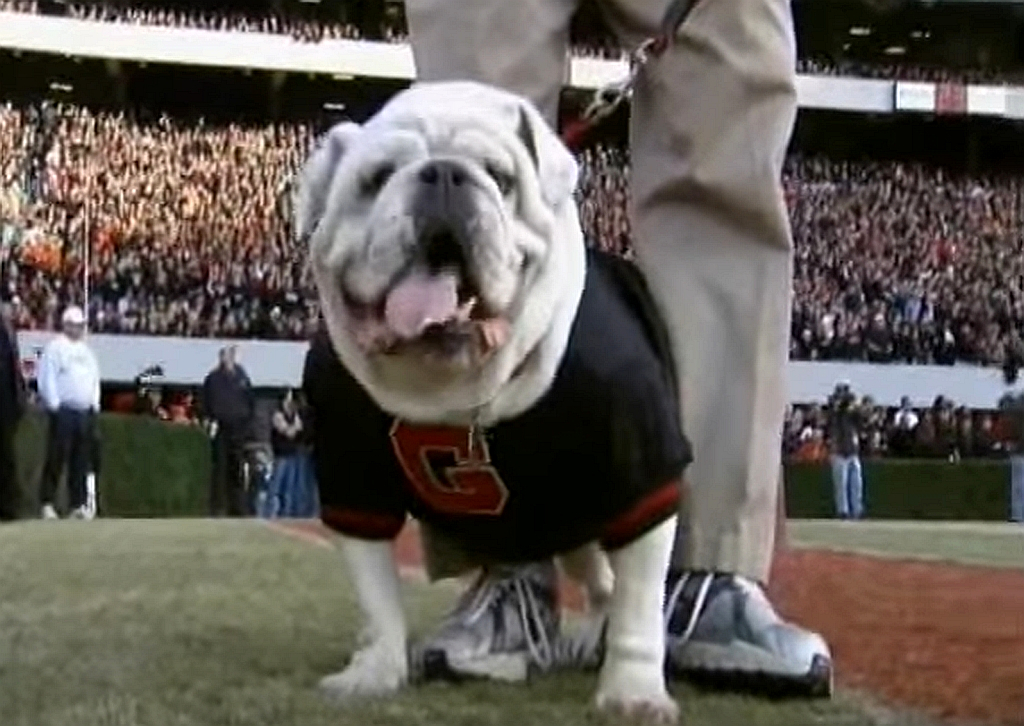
left=0, top=0, right=405, bottom=42
left=5, top=101, right=1024, bottom=367
left=784, top=395, right=1008, bottom=463
left=1, top=102, right=319, bottom=339
left=5, top=0, right=1024, bottom=86
left=794, top=58, right=1022, bottom=86
left=113, top=374, right=1014, bottom=464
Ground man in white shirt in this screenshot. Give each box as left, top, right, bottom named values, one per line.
left=893, top=397, right=920, bottom=431
left=891, top=396, right=920, bottom=457
left=36, top=305, right=101, bottom=520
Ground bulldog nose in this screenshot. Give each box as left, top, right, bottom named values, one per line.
left=418, top=160, right=468, bottom=190
left=413, top=160, right=474, bottom=271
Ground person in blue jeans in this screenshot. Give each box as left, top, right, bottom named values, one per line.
left=266, top=390, right=315, bottom=518
left=295, top=391, right=319, bottom=518
left=826, top=382, right=865, bottom=520
left=1009, top=454, right=1024, bottom=523
left=998, top=363, right=1024, bottom=523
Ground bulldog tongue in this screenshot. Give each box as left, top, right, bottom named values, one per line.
left=384, top=271, right=460, bottom=339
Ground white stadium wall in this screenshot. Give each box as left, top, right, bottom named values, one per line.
left=15, top=331, right=1016, bottom=408
left=3, top=9, right=1019, bottom=117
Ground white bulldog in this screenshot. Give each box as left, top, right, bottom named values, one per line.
left=295, top=81, right=682, bottom=722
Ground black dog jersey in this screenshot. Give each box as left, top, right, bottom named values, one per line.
left=303, top=248, right=692, bottom=563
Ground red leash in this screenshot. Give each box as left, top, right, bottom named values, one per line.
left=560, top=0, right=704, bottom=151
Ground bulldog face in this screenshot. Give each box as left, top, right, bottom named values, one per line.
left=295, top=81, right=586, bottom=423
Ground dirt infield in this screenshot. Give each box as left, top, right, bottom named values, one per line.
left=769, top=549, right=1024, bottom=726
left=275, top=519, right=1024, bottom=726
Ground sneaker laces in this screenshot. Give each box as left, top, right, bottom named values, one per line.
left=535, top=572, right=719, bottom=673
left=455, top=568, right=558, bottom=671
left=457, top=568, right=613, bottom=673
left=546, top=615, right=608, bottom=672
left=664, top=571, right=716, bottom=645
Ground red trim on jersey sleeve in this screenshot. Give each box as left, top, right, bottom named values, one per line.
left=320, top=506, right=405, bottom=540
left=601, top=479, right=682, bottom=550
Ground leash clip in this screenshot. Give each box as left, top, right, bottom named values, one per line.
left=581, top=76, right=633, bottom=125
left=578, top=7, right=688, bottom=125
left=563, top=0, right=702, bottom=149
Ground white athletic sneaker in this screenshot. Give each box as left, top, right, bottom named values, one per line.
left=85, top=473, right=98, bottom=519
left=664, top=571, right=834, bottom=697
left=41, top=504, right=59, bottom=520
left=69, top=506, right=89, bottom=520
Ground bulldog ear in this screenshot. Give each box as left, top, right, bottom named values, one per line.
left=293, top=121, right=362, bottom=243
left=515, top=103, right=579, bottom=210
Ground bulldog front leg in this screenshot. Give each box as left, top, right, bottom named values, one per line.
left=595, top=516, right=679, bottom=724
left=320, top=536, right=409, bottom=698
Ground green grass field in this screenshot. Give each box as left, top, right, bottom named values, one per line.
left=790, top=519, right=1024, bottom=570
left=2, top=518, right=1014, bottom=726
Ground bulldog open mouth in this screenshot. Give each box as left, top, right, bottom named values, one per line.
left=344, top=225, right=511, bottom=358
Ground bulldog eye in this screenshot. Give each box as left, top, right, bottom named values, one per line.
left=485, top=164, right=515, bottom=196
left=361, top=164, right=395, bottom=196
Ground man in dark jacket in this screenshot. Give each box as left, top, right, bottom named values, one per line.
left=202, top=345, right=255, bottom=517
left=0, top=302, right=26, bottom=521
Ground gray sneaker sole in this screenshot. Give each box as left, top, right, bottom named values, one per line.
left=669, top=643, right=833, bottom=699
left=419, top=648, right=532, bottom=684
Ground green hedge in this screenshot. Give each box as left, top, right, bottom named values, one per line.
left=14, top=411, right=211, bottom=518
left=10, top=411, right=1014, bottom=520
left=785, top=458, right=1012, bottom=521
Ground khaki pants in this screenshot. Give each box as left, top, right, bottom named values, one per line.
left=407, top=0, right=796, bottom=584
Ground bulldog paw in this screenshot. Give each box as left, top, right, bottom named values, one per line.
left=594, top=691, right=680, bottom=725
left=595, top=660, right=678, bottom=725
left=319, top=642, right=408, bottom=699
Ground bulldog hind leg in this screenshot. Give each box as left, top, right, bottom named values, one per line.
left=558, top=541, right=614, bottom=613
left=594, top=516, right=679, bottom=724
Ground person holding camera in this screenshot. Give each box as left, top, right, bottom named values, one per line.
left=826, top=381, right=866, bottom=520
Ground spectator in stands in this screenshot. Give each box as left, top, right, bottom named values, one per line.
left=36, top=304, right=100, bottom=520
left=826, top=381, right=866, bottom=519
left=201, top=345, right=255, bottom=517
left=859, top=396, right=887, bottom=457
left=0, top=298, right=26, bottom=521
left=955, top=406, right=975, bottom=459
left=137, top=386, right=169, bottom=420
left=972, top=412, right=1003, bottom=458
left=915, top=407, right=938, bottom=456
left=890, top=397, right=919, bottom=457
left=932, top=396, right=959, bottom=460
left=166, top=391, right=199, bottom=425
left=791, top=427, right=829, bottom=464
left=295, top=388, right=319, bottom=516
